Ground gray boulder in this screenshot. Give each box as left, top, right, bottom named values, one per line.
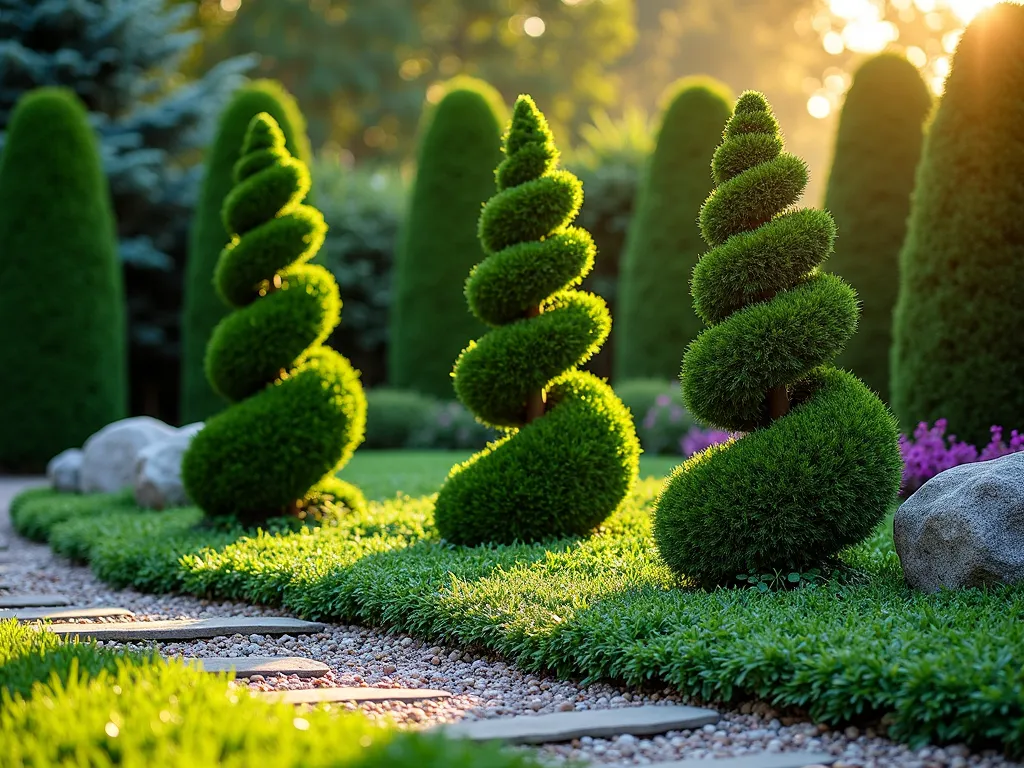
left=894, top=452, right=1024, bottom=592
left=79, top=417, right=178, bottom=494
left=47, top=448, right=83, bottom=493
left=133, top=423, right=204, bottom=510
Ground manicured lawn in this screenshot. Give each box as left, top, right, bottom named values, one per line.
left=11, top=453, right=1024, bottom=757
left=0, top=621, right=543, bottom=767
left=339, top=450, right=681, bottom=501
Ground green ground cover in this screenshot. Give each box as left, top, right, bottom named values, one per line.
left=0, top=620, right=548, bottom=767
left=11, top=451, right=1024, bottom=756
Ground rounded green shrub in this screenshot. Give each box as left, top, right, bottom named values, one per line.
left=181, top=80, right=311, bottom=424
left=181, top=113, right=366, bottom=524
left=614, top=77, right=733, bottom=382
left=825, top=54, right=931, bottom=402
left=434, top=95, right=640, bottom=545
left=388, top=78, right=507, bottom=399
left=653, top=92, right=902, bottom=587
left=364, top=388, right=437, bottom=449
left=0, top=87, right=126, bottom=471
left=891, top=3, right=1024, bottom=446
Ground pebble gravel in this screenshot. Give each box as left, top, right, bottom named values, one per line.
left=2, top=478, right=1021, bottom=767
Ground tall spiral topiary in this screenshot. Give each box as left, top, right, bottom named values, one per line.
left=653, top=92, right=903, bottom=587
left=0, top=87, right=127, bottom=471
left=181, top=113, right=366, bottom=524
left=891, top=3, right=1024, bottom=446
left=825, top=54, right=931, bottom=403
left=389, top=77, right=506, bottom=399
left=433, top=96, right=640, bottom=546
left=615, top=77, right=733, bottom=383
left=181, top=80, right=311, bottom=424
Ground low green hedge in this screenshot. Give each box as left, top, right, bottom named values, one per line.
left=0, top=620, right=549, bottom=768
left=12, top=484, right=1024, bottom=756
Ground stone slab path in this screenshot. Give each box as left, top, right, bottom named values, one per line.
left=258, top=687, right=453, bottom=706
left=440, top=705, right=719, bottom=745
left=0, top=593, right=71, bottom=608
left=44, top=616, right=326, bottom=641
left=184, top=656, right=330, bottom=678
left=0, top=605, right=134, bottom=621
left=1, top=476, right=1019, bottom=768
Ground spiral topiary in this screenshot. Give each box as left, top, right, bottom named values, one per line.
left=652, top=92, right=903, bottom=587
left=433, top=95, right=640, bottom=546
left=181, top=113, right=366, bottom=524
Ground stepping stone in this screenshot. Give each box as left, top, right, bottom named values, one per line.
left=258, top=687, right=452, bottom=706
left=650, top=753, right=836, bottom=768
left=182, top=656, right=330, bottom=679
left=45, top=616, right=325, bottom=641
left=0, top=606, right=134, bottom=622
left=0, top=593, right=71, bottom=608
left=439, top=705, right=719, bottom=745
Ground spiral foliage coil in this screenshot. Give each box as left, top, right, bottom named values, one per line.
left=433, top=95, right=640, bottom=546
left=182, top=113, right=366, bottom=524
left=653, top=92, right=902, bottom=587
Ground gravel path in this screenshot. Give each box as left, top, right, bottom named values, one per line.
left=1, top=477, right=1020, bottom=768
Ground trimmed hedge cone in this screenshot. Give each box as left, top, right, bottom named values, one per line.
left=182, top=113, right=366, bottom=524
left=0, top=88, right=127, bottom=470
left=434, top=96, right=640, bottom=545
left=653, top=92, right=902, bottom=587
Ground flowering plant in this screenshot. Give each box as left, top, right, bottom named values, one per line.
left=899, top=419, right=1024, bottom=496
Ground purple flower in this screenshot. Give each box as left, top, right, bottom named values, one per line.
left=680, top=426, right=732, bottom=458
left=899, top=420, right=1024, bottom=496
left=655, top=394, right=671, bottom=408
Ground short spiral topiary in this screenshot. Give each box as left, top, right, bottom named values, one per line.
left=433, top=95, right=640, bottom=546
left=182, top=113, right=366, bottom=524
left=653, top=92, right=903, bottom=587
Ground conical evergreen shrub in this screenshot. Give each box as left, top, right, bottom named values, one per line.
left=891, top=3, right=1024, bottom=445
left=434, top=96, right=640, bottom=546
left=181, top=114, right=365, bottom=524
left=825, top=54, right=931, bottom=402
left=614, top=77, right=733, bottom=382
left=0, top=88, right=126, bottom=471
left=181, top=80, right=311, bottom=424
left=653, top=92, right=902, bottom=587
left=389, top=78, right=506, bottom=399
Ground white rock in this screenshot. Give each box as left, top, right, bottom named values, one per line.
left=895, top=452, right=1024, bottom=592
left=133, top=425, right=203, bottom=510
left=79, top=417, right=178, bottom=494
left=47, top=448, right=83, bottom=492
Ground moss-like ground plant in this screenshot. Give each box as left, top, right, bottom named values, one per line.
left=0, top=87, right=126, bottom=471
left=615, top=77, right=733, bottom=382
left=825, top=54, right=931, bottom=402
left=891, top=3, right=1024, bottom=446
left=182, top=113, right=366, bottom=524
left=653, top=92, right=903, bottom=587
left=389, top=78, right=506, bottom=399
left=434, top=95, right=640, bottom=545
left=181, top=80, right=311, bottom=424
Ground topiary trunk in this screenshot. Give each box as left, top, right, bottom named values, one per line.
left=181, top=114, right=365, bottom=524
left=388, top=78, right=506, bottom=399
left=891, top=3, right=1024, bottom=446
left=433, top=95, right=640, bottom=546
left=0, top=88, right=127, bottom=471
left=181, top=80, right=311, bottom=424
left=615, top=77, right=733, bottom=383
left=825, top=54, right=931, bottom=403
left=653, top=92, right=902, bottom=587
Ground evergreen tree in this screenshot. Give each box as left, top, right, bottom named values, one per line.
left=0, top=88, right=126, bottom=470
left=891, top=3, right=1024, bottom=445
left=0, top=0, right=252, bottom=421
left=653, top=92, right=902, bottom=587
left=389, top=78, right=506, bottom=398
left=615, top=77, right=733, bottom=382
left=825, top=54, right=931, bottom=402
left=181, top=80, right=311, bottom=424
left=434, top=95, right=640, bottom=546
left=181, top=114, right=366, bottom=524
